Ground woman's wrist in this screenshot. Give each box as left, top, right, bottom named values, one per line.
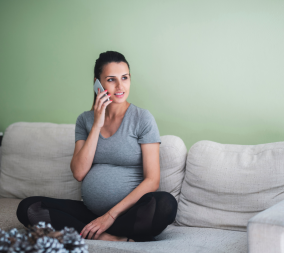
left=107, top=211, right=115, bottom=220
left=92, top=124, right=101, bottom=131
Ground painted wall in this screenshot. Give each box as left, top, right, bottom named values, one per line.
left=1, top=0, right=283, bottom=150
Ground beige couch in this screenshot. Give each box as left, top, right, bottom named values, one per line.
left=0, top=122, right=284, bottom=253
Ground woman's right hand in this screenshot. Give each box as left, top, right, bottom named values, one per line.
left=93, top=88, right=112, bottom=129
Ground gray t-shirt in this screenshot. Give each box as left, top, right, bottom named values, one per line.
left=75, top=103, right=161, bottom=216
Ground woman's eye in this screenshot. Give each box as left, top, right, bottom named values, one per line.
left=107, top=77, right=127, bottom=82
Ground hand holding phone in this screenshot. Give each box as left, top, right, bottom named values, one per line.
left=94, top=79, right=110, bottom=102
left=92, top=79, right=113, bottom=129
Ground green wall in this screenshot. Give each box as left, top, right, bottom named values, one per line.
left=1, top=0, right=284, bottom=150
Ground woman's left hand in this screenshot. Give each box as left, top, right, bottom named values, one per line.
left=80, top=211, right=115, bottom=240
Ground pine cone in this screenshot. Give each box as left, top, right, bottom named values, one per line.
left=0, top=229, right=11, bottom=253
left=60, top=227, right=88, bottom=253
left=26, top=222, right=56, bottom=246
left=33, top=236, right=68, bottom=253
left=7, top=229, right=18, bottom=239
left=34, top=222, right=54, bottom=231
left=7, top=239, right=34, bottom=253
left=2, top=227, right=32, bottom=253
left=45, top=231, right=64, bottom=244
left=1, top=222, right=88, bottom=253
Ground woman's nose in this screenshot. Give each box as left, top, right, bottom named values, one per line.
left=116, top=80, right=123, bottom=88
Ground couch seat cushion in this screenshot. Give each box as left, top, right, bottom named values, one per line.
left=0, top=198, right=25, bottom=231
left=0, top=198, right=247, bottom=253
left=84, top=224, right=247, bottom=253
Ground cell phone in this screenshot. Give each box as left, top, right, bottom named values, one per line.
left=93, top=79, right=110, bottom=103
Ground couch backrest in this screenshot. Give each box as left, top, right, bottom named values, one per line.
left=175, top=140, right=284, bottom=232
left=0, top=122, right=187, bottom=203
left=0, top=122, right=81, bottom=200
left=157, top=135, right=187, bottom=203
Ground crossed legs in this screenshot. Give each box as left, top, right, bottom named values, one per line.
left=16, top=191, right=177, bottom=242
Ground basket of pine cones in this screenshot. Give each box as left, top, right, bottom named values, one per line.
left=0, top=221, right=88, bottom=253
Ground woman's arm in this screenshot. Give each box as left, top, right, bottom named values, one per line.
left=70, top=125, right=101, bottom=182
left=109, top=143, right=160, bottom=219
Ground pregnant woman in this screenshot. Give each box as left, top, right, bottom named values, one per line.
left=16, top=51, right=177, bottom=242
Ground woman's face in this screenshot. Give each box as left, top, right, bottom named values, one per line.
left=96, top=62, right=131, bottom=104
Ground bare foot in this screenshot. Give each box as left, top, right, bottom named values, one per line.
left=91, top=232, right=135, bottom=242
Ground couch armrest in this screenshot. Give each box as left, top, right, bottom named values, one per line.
left=247, top=199, right=284, bottom=253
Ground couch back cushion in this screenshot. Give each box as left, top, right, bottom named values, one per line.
left=176, top=140, right=284, bottom=231
left=157, top=135, right=187, bottom=203
left=0, top=122, right=187, bottom=203
left=0, top=122, right=81, bottom=200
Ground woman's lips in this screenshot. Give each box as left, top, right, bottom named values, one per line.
left=114, top=92, right=124, bottom=98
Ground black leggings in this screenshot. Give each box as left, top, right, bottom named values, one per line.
left=16, top=191, right=177, bottom=242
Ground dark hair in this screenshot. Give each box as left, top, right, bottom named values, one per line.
left=90, top=51, right=130, bottom=110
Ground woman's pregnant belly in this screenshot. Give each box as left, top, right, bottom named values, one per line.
left=81, top=163, right=144, bottom=216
